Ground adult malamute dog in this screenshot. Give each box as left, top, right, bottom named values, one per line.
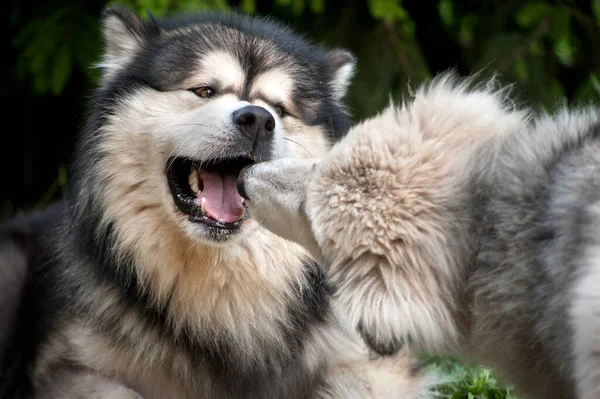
left=0, top=6, right=429, bottom=399
left=239, top=74, right=600, bottom=399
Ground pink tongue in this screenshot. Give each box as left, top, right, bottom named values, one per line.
left=195, top=169, right=244, bottom=223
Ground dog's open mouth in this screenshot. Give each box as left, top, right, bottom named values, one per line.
left=167, top=157, right=255, bottom=230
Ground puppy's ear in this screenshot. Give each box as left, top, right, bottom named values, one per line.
left=98, top=6, right=158, bottom=78
left=326, top=49, right=356, bottom=101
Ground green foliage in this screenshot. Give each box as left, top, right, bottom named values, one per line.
left=112, top=0, right=229, bottom=16
left=426, top=356, right=521, bottom=399
left=34, top=166, right=68, bottom=209
left=368, top=0, right=408, bottom=23
left=11, top=0, right=600, bottom=113
left=13, top=6, right=101, bottom=94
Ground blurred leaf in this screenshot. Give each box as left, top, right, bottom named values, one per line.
left=138, top=0, right=170, bottom=16
left=368, top=0, right=408, bottom=23
left=401, top=19, right=415, bottom=37
left=592, top=74, right=600, bottom=95
left=438, top=0, right=454, bottom=26
left=292, top=0, right=305, bottom=15
left=34, top=165, right=68, bottom=209
left=73, top=13, right=102, bottom=82
left=475, top=33, right=525, bottom=71
left=549, top=79, right=565, bottom=102
left=51, top=46, right=72, bottom=95
left=516, top=2, right=552, bottom=27
left=458, top=15, right=476, bottom=47
left=309, top=0, right=324, bottom=13
left=529, top=40, right=545, bottom=56
left=593, top=0, right=600, bottom=26
left=242, top=0, right=256, bottom=14
left=554, top=36, right=574, bottom=66
left=549, top=7, right=574, bottom=66
left=192, top=0, right=229, bottom=11
left=514, top=58, right=528, bottom=81
left=549, top=6, right=570, bottom=42
left=575, top=73, right=600, bottom=102
left=13, top=7, right=71, bottom=94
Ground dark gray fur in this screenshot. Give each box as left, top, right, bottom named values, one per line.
left=462, top=109, right=600, bottom=398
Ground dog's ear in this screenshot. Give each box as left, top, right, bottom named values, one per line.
left=98, top=6, right=158, bottom=77
left=326, top=49, right=356, bottom=101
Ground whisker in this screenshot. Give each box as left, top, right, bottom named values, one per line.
left=175, top=123, right=214, bottom=128
left=283, top=137, right=313, bottom=157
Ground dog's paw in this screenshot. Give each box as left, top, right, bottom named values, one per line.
left=335, top=285, right=421, bottom=357
left=358, top=320, right=409, bottom=357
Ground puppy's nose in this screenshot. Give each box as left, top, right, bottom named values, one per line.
left=233, top=105, right=275, bottom=146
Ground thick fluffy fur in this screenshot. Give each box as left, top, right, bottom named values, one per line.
left=240, top=74, right=600, bottom=399
left=0, top=7, right=429, bottom=398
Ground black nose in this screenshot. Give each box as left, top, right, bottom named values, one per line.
left=233, top=105, right=275, bottom=146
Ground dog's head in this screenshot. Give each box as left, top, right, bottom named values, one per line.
left=71, top=6, right=355, bottom=246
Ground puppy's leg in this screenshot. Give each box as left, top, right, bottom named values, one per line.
left=571, top=249, right=600, bottom=399
left=36, top=368, right=143, bottom=399
left=318, top=354, right=431, bottom=399
left=313, top=327, right=431, bottom=399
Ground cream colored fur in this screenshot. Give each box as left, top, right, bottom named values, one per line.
left=34, top=316, right=429, bottom=399
left=242, top=73, right=600, bottom=399
left=242, top=74, right=527, bottom=353
left=307, top=76, right=527, bottom=353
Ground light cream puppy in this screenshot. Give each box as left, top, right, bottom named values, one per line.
left=239, top=74, right=526, bottom=352
left=240, top=75, right=600, bottom=399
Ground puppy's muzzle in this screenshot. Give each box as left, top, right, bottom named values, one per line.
left=236, top=165, right=252, bottom=200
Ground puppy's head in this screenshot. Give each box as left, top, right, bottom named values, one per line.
left=239, top=75, right=527, bottom=357
left=238, top=103, right=464, bottom=358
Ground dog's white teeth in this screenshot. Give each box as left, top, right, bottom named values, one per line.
left=200, top=197, right=207, bottom=213
left=189, top=170, right=200, bottom=194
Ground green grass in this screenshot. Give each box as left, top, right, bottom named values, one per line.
left=425, top=355, right=521, bottom=399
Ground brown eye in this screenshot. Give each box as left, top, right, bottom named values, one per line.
left=190, top=86, right=216, bottom=98
left=274, top=105, right=287, bottom=118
